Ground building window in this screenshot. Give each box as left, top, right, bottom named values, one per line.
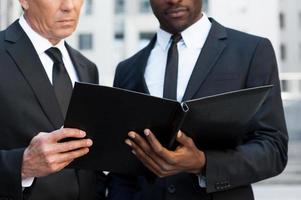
left=85, top=0, right=93, bottom=15
left=280, top=44, right=286, bottom=61
left=139, top=32, right=155, bottom=49
left=203, top=0, right=209, bottom=12
left=140, top=0, right=151, bottom=13
left=140, top=32, right=154, bottom=40
left=279, top=12, right=285, bottom=30
left=114, top=32, right=124, bottom=50
left=115, top=32, right=124, bottom=40
left=79, top=33, right=93, bottom=50
left=115, top=0, right=124, bottom=14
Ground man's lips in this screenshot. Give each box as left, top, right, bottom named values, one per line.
left=57, top=19, right=75, bottom=26
left=165, top=7, right=188, bottom=18
left=57, top=19, right=75, bottom=23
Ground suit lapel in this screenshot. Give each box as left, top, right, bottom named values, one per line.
left=133, top=36, right=157, bottom=94
left=5, top=21, right=63, bottom=129
left=182, top=19, right=227, bottom=101
left=65, top=43, right=90, bottom=82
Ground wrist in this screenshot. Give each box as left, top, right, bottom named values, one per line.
left=21, top=148, right=30, bottom=179
left=191, top=150, right=206, bottom=174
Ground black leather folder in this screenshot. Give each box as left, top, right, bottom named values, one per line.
left=64, top=82, right=272, bottom=175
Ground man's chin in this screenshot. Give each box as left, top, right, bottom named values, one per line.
left=168, top=23, right=190, bottom=33
left=56, top=30, right=75, bottom=39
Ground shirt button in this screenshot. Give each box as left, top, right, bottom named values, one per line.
left=167, top=184, right=176, bottom=194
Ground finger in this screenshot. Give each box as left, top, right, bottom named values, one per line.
left=54, top=147, right=90, bottom=163
left=54, top=138, right=93, bottom=153
left=144, top=129, right=176, bottom=164
left=144, top=129, right=164, bottom=151
left=128, top=131, right=169, bottom=165
left=134, top=149, right=179, bottom=177
left=144, top=129, right=169, bottom=154
left=126, top=140, right=175, bottom=177
left=126, top=138, right=179, bottom=176
left=128, top=131, right=153, bottom=156
left=176, top=131, right=194, bottom=147
left=49, top=160, right=74, bottom=173
left=51, top=128, right=86, bottom=142
left=128, top=140, right=162, bottom=175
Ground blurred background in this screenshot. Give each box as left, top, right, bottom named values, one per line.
left=1, top=0, right=300, bottom=199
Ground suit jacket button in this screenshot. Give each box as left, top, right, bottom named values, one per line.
left=167, top=184, right=176, bottom=194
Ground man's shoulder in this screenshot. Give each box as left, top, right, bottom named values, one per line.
left=0, top=29, right=5, bottom=37
left=210, top=18, right=273, bottom=55
left=66, top=44, right=99, bottom=83
left=0, top=27, right=8, bottom=52
left=116, top=46, right=149, bottom=74
left=226, top=27, right=264, bottom=43
left=0, top=29, right=5, bottom=42
left=66, top=44, right=89, bottom=61
left=210, top=18, right=267, bottom=43
left=113, top=47, right=149, bottom=87
left=65, top=43, right=96, bottom=67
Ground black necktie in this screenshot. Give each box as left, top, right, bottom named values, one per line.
left=45, top=47, right=73, bottom=118
left=163, top=34, right=182, bottom=100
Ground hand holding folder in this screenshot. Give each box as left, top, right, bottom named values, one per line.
left=125, top=129, right=206, bottom=177
left=64, top=82, right=272, bottom=175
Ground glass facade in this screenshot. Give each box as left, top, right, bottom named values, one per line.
left=79, top=33, right=93, bottom=50
left=203, top=0, right=209, bottom=12
left=85, top=0, right=93, bottom=15
left=115, top=0, right=125, bottom=14
left=280, top=12, right=285, bottom=29
left=139, top=0, right=152, bottom=13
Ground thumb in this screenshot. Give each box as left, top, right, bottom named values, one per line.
left=176, top=131, right=193, bottom=147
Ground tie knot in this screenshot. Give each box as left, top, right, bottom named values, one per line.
left=171, top=34, right=182, bottom=44
left=46, top=47, right=63, bottom=64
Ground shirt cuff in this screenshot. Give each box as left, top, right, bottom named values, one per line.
left=197, top=174, right=207, bottom=188
left=22, top=177, right=35, bottom=188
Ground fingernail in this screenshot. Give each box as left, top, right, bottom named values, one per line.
left=144, top=129, right=150, bottom=136
left=87, top=139, right=93, bottom=146
left=80, top=130, right=86, bottom=137
left=131, top=150, right=136, bottom=155
left=125, top=139, right=132, bottom=146
left=177, top=131, right=182, bottom=138
left=128, top=132, right=136, bottom=138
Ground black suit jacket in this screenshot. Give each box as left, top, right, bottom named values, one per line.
left=108, top=19, right=288, bottom=200
left=0, top=21, right=106, bottom=200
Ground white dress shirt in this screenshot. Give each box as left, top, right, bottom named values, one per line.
left=144, top=13, right=212, bottom=102
left=19, top=15, right=79, bottom=188
left=144, top=13, right=212, bottom=187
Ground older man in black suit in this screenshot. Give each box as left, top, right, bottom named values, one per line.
left=0, top=0, right=105, bottom=200
left=108, top=0, right=288, bottom=200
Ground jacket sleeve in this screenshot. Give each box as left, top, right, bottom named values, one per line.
left=204, top=38, right=288, bottom=193
left=113, top=63, right=123, bottom=87
left=0, top=149, right=25, bottom=200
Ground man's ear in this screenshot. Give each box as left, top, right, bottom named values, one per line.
left=19, top=0, right=29, bottom=10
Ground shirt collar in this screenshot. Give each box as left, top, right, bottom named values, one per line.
left=156, top=28, right=173, bottom=51
left=19, top=15, right=66, bottom=56
left=156, top=13, right=212, bottom=51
